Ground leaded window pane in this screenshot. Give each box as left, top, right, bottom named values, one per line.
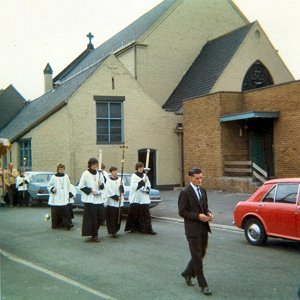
left=110, top=103, right=121, bottom=118
left=242, top=60, right=274, bottom=91
left=18, top=140, right=32, bottom=170
left=96, top=103, right=108, bottom=118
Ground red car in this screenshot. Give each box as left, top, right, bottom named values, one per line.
left=234, top=178, right=300, bottom=246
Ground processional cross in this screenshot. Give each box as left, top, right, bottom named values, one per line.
left=118, top=144, right=128, bottom=224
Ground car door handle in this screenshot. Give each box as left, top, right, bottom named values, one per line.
left=258, top=203, right=264, bottom=207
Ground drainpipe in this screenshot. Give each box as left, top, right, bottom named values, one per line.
left=175, top=123, right=184, bottom=187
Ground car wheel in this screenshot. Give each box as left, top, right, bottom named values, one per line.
left=244, top=218, right=267, bottom=246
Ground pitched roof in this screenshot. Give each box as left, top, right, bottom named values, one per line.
left=55, top=0, right=177, bottom=82
left=1, top=0, right=177, bottom=141
left=163, top=23, right=254, bottom=112
left=0, top=63, right=101, bottom=142
left=0, top=85, right=26, bottom=130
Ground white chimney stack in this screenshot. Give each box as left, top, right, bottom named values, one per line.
left=43, top=63, right=53, bottom=93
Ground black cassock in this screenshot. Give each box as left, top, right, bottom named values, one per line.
left=106, top=206, right=121, bottom=234
left=51, top=205, right=72, bottom=229
left=82, top=203, right=105, bottom=237
left=125, top=203, right=153, bottom=233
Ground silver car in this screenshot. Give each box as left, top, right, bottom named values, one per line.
left=25, top=171, right=55, bottom=205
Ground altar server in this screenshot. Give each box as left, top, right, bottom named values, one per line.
left=79, top=158, right=105, bottom=242
left=105, top=166, right=124, bottom=238
left=125, top=162, right=156, bottom=235
left=16, top=171, right=30, bottom=207
left=48, top=164, right=73, bottom=230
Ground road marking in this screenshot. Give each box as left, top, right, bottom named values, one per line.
left=0, top=248, right=118, bottom=300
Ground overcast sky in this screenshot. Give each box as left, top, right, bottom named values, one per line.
left=1, top=0, right=299, bottom=100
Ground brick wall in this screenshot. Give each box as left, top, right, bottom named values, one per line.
left=183, top=94, right=223, bottom=190
left=243, top=81, right=300, bottom=178
left=183, top=81, right=300, bottom=192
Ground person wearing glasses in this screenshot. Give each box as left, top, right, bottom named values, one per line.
left=178, top=167, right=214, bottom=296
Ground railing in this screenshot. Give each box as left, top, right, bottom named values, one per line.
left=252, top=162, right=268, bottom=183
left=224, top=160, right=268, bottom=184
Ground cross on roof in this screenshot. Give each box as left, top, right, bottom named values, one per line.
left=87, top=32, right=94, bottom=44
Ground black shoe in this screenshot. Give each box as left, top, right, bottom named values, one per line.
left=147, top=231, right=157, bottom=235
left=67, top=224, right=74, bottom=230
left=112, top=233, right=118, bottom=238
left=201, top=287, right=212, bottom=295
left=91, top=236, right=101, bottom=242
left=181, top=272, right=194, bottom=286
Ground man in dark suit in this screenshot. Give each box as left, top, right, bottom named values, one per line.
left=178, top=167, right=213, bottom=296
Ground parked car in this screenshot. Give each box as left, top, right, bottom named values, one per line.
left=73, top=173, right=161, bottom=212
left=233, top=178, right=300, bottom=246
left=25, top=171, right=55, bottom=205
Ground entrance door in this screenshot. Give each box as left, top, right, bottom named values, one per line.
left=138, top=149, right=156, bottom=188
left=249, top=130, right=264, bottom=168
left=248, top=120, right=274, bottom=176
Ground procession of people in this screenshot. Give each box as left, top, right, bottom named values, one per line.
left=75, top=156, right=157, bottom=242
left=2, top=149, right=214, bottom=297
left=2, top=149, right=158, bottom=242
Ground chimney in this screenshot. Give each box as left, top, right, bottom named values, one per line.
left=43, top=63, right=53, bottom=93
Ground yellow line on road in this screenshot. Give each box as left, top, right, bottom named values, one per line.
left=0, top=248, right=118, bottom=300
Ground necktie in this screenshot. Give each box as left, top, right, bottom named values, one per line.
left=197, top=187, right=204, bottom=211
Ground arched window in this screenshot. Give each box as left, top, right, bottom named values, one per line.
left=242, top=60, right=274, bottom=91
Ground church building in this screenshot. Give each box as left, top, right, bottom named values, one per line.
left=0, top=0, right=295, bottom=190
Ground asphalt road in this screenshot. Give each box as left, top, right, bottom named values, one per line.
left=1, top=205, right=299, bottom=300
left=151, top=190, right=251, bottom=226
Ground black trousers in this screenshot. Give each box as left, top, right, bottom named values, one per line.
left=183, top=233, right=209, bottom=288
left=51, top=205, right=72, bottom=229
left=82, top=203, right=105, bottom=237
left=17, top=191, right=29, bottom=206
left=67, top=203, right=74, bottom=219
left=106, top=206, right=121, bottom=234
left=7, top=185, right=16, bottom=206
left=125, top=203, right=153, bottom=233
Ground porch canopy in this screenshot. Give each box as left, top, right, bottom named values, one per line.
left=220, top=111, right=280, bottom=123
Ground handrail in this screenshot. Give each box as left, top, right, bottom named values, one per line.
left=252, top=162, right=268, bottom=183
left=224, top=160, right=268, bottom=184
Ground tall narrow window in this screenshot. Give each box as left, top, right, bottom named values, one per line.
left=94, top=96, right=125, bottom=144
left=112, top=77, right=115, bottom=90
left=18, top=139, right=32, bottom=170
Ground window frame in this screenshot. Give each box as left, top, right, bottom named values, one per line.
left=94, top=96, right=125, bottom=144
left=262, top=183, right=299, bottom=205
left=18, top=139, right=32, bottom=171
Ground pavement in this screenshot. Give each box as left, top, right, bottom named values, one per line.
left=150, top=189, right=251, bottom=227
left=1, top=206, right=300, bottom=300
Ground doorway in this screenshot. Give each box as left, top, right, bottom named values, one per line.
left=248, top=120, right=274, bottom=177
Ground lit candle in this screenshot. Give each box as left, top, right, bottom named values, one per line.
left=145, top=149, right=150, bottom=169
left=98, top=149, right=102, bottom=169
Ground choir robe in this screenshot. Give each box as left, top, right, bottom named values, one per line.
left=16, top=175, right=30, bottom=206
left=105, top=176, right=124, bottom=235
left=124, top=172, right=155, bottom=233
left=48, top=173, right=73, bottom=229
left=79, top=169, right=105, bottom=238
